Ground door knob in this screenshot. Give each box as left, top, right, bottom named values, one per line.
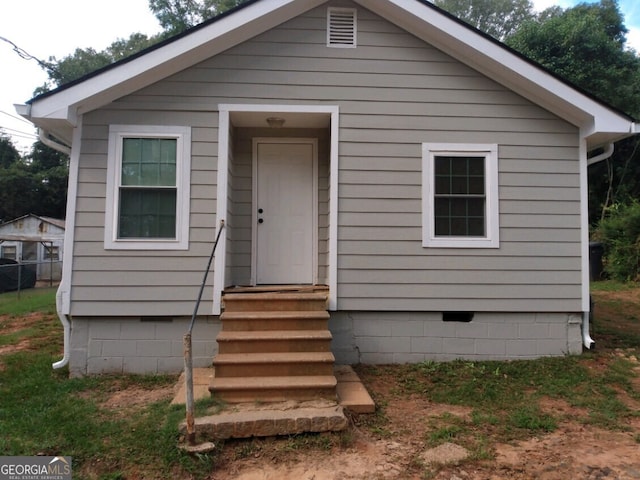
left=258, top=218, right=264, bottom=224
left=258, top=208, right=264, bottom=214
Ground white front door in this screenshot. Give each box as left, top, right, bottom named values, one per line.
left=254, top=139, right=316, bottom=284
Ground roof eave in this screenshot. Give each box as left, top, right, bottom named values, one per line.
left=360, top=0, right=636, bottom=148
left=20, top=0, right=636, bottom=150
left=22, top=0, right=325, bottom=130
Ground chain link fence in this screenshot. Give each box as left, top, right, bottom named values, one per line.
left=0, top=258, right=63, bottom=295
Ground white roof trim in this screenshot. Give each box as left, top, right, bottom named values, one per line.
left=21, top=0, right=635, bottom=149
left=25, top=0, right=325, bottom=123
left=359, top=0, right=634, bottom=146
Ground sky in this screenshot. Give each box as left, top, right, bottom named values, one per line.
left=1, top=0, right=640, bottom=153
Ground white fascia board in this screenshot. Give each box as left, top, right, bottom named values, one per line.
left=364, top=0, right=634, bottom=139
left=27, top=0, right=325, bottom=125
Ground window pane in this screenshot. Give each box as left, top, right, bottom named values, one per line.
left=468, top=217, right=485, bottom=236
left=434, top=197, right=486, bottom=237
left=118, top=188, right=177, bottom=238
left=434, top=156, right=451, bottom=176
left=44, top=246, right=59, bottom=260
left=450, top=157, right=468, bottom=175
left=468, top=176, right=485, bottom=194
left=121, top=138, right=177, bottom=187
left=435, top=216, right=451, bottom=236
left=432, top=154, right=487, bottom=238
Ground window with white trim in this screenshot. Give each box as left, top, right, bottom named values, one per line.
left=422, top=143, right=499, bottom=248
left=105, top=125, right=191, bottom=250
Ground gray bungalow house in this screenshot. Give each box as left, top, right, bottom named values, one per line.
left=17, top=0, right=637, bottom=379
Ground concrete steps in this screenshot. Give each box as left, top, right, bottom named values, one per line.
left=219, top=311, right=330, bottom=331
left=209, top=375, right=338, bottom=403
left=175, top=366, right=375, bottom=440
left=210, top=290, right=337, bottom=403
left=216, top=330, right=332, bottom=353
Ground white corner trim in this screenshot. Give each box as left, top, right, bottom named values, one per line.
left=213, top=110, right=230, bottom=316
left=422, top=143, right=499, bottom=249
left=57, top=118, right=84, bottom=315
left=579, top=137, right=591, bottom=313
left=328, top=108, right=339, bottom=311
left=104, top=125, right=191, bottom=250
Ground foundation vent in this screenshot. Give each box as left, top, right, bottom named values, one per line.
left=327, top=7, right=357, bottom=48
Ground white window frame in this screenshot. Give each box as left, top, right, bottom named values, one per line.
left=105, top=125, right=191, bottom=250
left=422, top=143, right=499, bottom=248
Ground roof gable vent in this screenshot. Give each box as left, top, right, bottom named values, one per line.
left=327, top=7, right=357, bottom=48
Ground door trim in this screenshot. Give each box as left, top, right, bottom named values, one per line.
left=250, top=138, right=318, bottom=285
left=214, top=104, right=339, bottom=315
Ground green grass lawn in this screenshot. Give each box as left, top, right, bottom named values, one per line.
left=0, top=288, right=212, bottom=480
left=1, top=285, right=639, bottom=479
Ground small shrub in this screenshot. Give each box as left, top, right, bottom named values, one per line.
left=594, top=201, right=640, bottom=281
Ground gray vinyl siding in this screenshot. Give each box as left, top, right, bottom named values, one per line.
left=69, top=1, right=581, bottom=316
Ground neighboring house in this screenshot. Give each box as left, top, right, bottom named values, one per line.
left=0, top=214, right=65, bottom=282
left=17, top=0, right=637, bottom=377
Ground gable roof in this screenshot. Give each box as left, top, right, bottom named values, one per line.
left=16, top=0, right=637, bottom=150
left=0, top=214, right=65, bottom=242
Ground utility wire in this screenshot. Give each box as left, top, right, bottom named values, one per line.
left=0, top=36, right=58, bottom=75
left=0, top=131, right=36, bottom=141
left=0, top=125, right=37, bottom=137
left=0, top=110, right=33, bottom=126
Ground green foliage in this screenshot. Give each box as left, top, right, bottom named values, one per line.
left=433, top=0, right=536, bottom=40
left=507, top=0, right=640, bottom=118
left=593, top=201, right=640, bottom=281
left=149, top=0, right=248, bottom=36
left=508, top=405, right=556, bottom=432
left=396, top=353, right=636, bottom=433
left=0, top=136, right=21, bottom=169
left=505, top=0, right=640, bottom=222
left=0, top=347, right=211, bottom=478
left=0, top=140, right=68, bottom=222
left=42, top=33, right=160, bottom=89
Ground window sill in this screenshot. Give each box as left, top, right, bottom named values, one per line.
left=423, top=237, right=499, bottom=249
left=104, top=238, right=188, bottom=251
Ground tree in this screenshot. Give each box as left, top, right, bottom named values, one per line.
left=507, top=0, right=640, bottom=222
left=0, top=157, right=38, bottom=223
left=0, top=139, right=68, bottom=222
left=38, top=33, right=160, bottom=90
left=0, top=135, right=20, bottom=169
left=433, top=0, right=536, bottom=40
left=27, top=141, right=69, bottom=219
left=149, top=0, right=248, bottom=35
left=507, top=0, right=640, bottom=117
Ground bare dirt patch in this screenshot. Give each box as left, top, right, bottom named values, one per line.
left=102, top=384, right=176, bottom=410
left=0, top=312, right=46, bottom=336
left=205, top=356, right=640, bottom=480
left=206, top=407, right=640, bottom=480
left=0, top=338, right=31, bottom=355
